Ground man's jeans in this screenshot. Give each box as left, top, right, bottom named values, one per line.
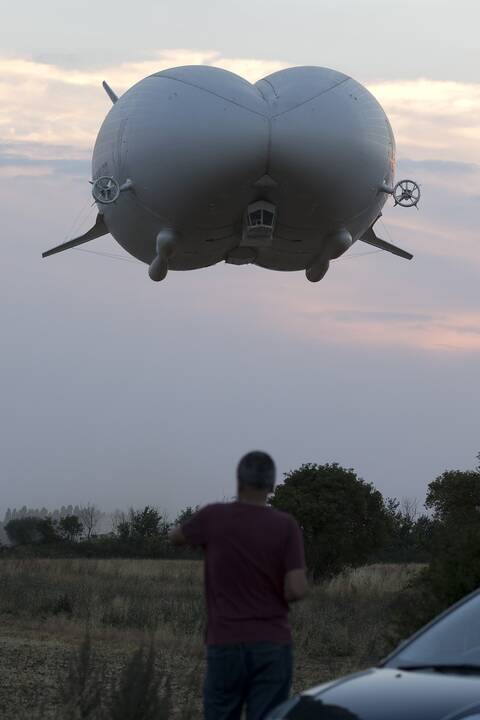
left=204, top=642, right=293, bottom=720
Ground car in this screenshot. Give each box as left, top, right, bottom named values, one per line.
left=267, top=588, right=480, bottom=719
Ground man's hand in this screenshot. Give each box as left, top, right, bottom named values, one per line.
left=169, top=525, right=187, bottom=546
left=284, top=568, right=309, bottom=603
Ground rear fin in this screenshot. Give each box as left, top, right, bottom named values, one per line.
left=42, top=214, right=108, bottom=258
left=102, top=81, right=118, bottom=104
left=359, top=227, right=413, bottom=260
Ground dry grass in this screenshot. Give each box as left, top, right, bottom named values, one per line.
left=0, top=558, right=420, bottom=718
left=0, top=558, right=204, bottom=639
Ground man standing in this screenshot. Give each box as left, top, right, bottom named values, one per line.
left=169, top=451, right=308, bottom=720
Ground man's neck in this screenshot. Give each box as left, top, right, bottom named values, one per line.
left=237, top=491, right=268, bottom=506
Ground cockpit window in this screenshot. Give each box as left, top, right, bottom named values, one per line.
left=248, top=210, right=263, bottom=227
left=243, top=201, right=277, bottom=244
left=262, top=210, right=274, bottom=227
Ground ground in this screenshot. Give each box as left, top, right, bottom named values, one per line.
left=0, top=559, right=418, bottom=718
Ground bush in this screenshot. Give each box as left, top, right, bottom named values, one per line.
left=395, top=523, right=480, bottom=639
left=117, top=507, right=169, bottom=541
left=377, top=499, right=433, bottom=564
left=5, top=516, right=59, bottom=545
left=391, top=458, right=480, bottom=641
left=270, top=463, right=390, bottom=578
left=109, top=643, right=170, bottom=719
left=51, top=634, right=171, bottom=719
left=59, top=516, right=83, bottom=542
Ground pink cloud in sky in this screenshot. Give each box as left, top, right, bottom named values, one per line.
left=369, top=79, right=480, bottom=163
left=279, top=301, right=480, bottom=352
left=0, top=51, right=288, bottom=152
left=1, top=50, right=480, bottom=163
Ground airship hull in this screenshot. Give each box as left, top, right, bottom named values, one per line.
left=91, top=65, right=396, bottom=275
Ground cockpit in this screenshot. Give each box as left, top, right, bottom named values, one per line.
left=247, top=207, right=274, bottom=229
left=243, top=201, right=277, bottom=245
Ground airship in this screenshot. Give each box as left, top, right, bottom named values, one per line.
left=43, top=65, right=420, bottom=283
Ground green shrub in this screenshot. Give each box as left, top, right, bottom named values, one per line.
left=271, top=463, right=390, bottom=578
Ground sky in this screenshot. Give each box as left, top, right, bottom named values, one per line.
left=1, top=0, right=479, bottom=519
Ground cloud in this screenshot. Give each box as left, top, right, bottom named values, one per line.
left=279, top=301, right=480, bottom=352
left=0, top=145, right=90, bottom=177
left=398, top=158, right=479, bottom=175
left=0, top=51, right=288, bottom=154
left=0, top=165, right=52, bottom=179
left=395, top=157, right=480, bottom=205
left=0, top=50, right=288, bottom=91
left=369, top=79, right=480, bottom=164
left=2, top=51, right=480, bottom=170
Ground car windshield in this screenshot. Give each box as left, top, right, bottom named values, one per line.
left=385, top=591, right=480, bottom=669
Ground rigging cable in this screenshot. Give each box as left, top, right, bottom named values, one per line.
left=63, top=199, right=95, bottom=243
left=71, top=247, right=141, bottom=264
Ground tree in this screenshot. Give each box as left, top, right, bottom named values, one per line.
left=111, top=509, right=127, bottom=535
left=115, top=507, right=169, bottom=541
left=130, top=507, right=168, bottom=539
left=426, top=467, right=480, bottom=526
left=5, top=516, right=59, bottom=545
left=270, top=463, right=390, bottom=578
left=381, top=497, right=433, bottom=563
left=5, top=517, right=42, bottom=545
left=174, top=505, right=200, bottom=526
left=394, top=455, right=480, bottom=638
left=37, top=517, right=60, bottom=543
left=58, top=515, right=83, bottom=542
left=113, top=511, right=131, bottom=540
left=0, top=523, right=8, bottom=546
left=424, top=459, right=480, bottom=598
left=78, top=504, right=102, bottom=539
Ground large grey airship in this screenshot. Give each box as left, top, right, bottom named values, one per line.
left=43, top=65, right=420, bottom=283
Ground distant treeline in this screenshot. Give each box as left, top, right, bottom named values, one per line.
left=2, top=454, right=480, bottom=595
left=1, top=504, right=111, bottom=541
left=0, top=504, right=200, bottom=560
left=1, top=486, right=431, bottom=569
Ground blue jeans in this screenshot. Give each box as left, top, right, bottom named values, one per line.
left=204, top=643, right=293, bottom=720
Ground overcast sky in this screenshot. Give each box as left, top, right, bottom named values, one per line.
left=1, top=1, right=479, bottom=519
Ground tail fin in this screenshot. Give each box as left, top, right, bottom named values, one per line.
left=359, top=227, right=413, bottom=260
left=42, top=214, right=108, bottom=258
left=102, top=81, right=118, bottom=104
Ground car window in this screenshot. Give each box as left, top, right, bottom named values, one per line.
left=385, top=592, right=480, bottom=667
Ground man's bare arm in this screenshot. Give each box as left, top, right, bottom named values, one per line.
left=169, top=525, right=187, bottom=546
left=284, top=568, right=309, bottom=603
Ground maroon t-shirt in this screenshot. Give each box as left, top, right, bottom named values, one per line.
left=181, top=502, right=305, bottom=645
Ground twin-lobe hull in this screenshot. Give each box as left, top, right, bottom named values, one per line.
left=92, top=65, right=396, bottom=273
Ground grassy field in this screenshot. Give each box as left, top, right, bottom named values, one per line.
left=0, top=558, right=419, bottom=718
